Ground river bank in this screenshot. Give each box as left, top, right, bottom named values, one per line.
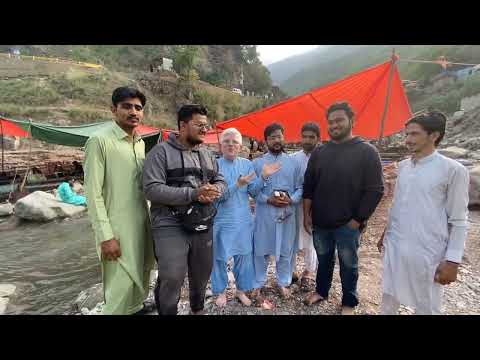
left=69, top=195, right=480, bottom=316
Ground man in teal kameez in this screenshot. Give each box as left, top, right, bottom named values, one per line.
left=84, top=87, right=155, bottom=315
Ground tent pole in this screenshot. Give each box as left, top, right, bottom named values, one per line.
left=379, top=48, right=398, bottom=146
left=1, top=118, right=4, bottom=174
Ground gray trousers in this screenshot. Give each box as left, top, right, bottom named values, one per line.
left=153, top=226, right=213, bottom=315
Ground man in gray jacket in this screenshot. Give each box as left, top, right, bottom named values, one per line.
left=143, top=104, right=227, bottom=315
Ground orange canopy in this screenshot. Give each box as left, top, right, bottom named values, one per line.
left=217, top=60, right=412, bottom=142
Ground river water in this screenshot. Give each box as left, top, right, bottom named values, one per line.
left=0, top=215, right=101, bottom=315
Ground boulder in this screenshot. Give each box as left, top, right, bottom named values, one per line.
left=71, top=283, right=103, bottom=313
left=469, top=166, right=480, bottom=206
left=438, top=146, right=470, bottom=159
left=456, top=159, right=474, bottom=167
left=469, top=151, right=480, bottom=161
left=14, top=191, right=87, bottom=222
left=0, top=298, right=8, bottom=315
left=0, top=202, right=14, bottom=217
left=0, top=284, right=16, bottom=297
left=0, top=284, right=16, bottom=315
left=461, top=138, right=480, bottom=151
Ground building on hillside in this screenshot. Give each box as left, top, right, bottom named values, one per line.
left=150, top=57, right=174, bottom=73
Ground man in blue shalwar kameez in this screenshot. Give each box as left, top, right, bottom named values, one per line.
left=251, top=123, right=303, bottom=302
left=212, top=128, right=281, bottom=307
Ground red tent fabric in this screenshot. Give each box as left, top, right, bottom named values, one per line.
left=158, top=129, right=222, bottom=145
left=0, top=117, right=30, bottom=137
left=216, top=60, right=412, bottom=142
left=136, top=125, right=160, bottom=136
left=203, top=129, right=222, bottom=145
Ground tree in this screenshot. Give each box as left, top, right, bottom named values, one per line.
left=173, top=46, right=198, bottom=78
left=241, top=45, right=260, bottom=65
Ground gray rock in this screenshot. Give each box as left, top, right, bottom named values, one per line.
left=469, top=152, right=480, bottom=161
left=0, top=298, right=8, bottom=315
left=456, top=159, right=474, bottom=167
left=71, top=283, right=103, bottom=313
left=438, top=146, right=470, bottom=159
left=0, top=284, right=16, bottom=297
left=469, top=166, right=480, bottom=206
left=14, top=191, right=87, bottom=222
left=0, top=202, right=14, bottom=217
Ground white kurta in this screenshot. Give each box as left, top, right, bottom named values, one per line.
left=383, top=151, right=469, bottom=312
left=291, top=150, right=314, bottom=251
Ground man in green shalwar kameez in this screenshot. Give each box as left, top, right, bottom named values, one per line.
left=84, top=87, right=155, bottom=315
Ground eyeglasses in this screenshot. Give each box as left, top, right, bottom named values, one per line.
left=119, top=103, right=144, bottom=112
left=191, top=123, right=210, bottom=131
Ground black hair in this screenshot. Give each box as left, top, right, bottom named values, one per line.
left=326, top=101, right=355, bottom=120
left=406, top=111, right=447, bottom=146
left=177, top=104, right=208, bottom=130
left=111, top=87, right=146, bottom=107
left=264, top=123, right=284, bottom=140
left=301, top=122, right=320, bottom=138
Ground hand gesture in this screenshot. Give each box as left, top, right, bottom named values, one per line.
left=262, top=162, right=281, bottom=179
left=236, top=172, right=257, bottom=188
left=198, top=184, right=222, bottom=204
left=101, top=238, right=121, bottom=261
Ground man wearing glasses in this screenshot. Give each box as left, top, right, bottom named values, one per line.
left=143, top=104, right=227, bottom=315
left=84, top=87, right=155, bottom=315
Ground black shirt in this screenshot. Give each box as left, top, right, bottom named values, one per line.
left=303, top=137, right=384, bottom=229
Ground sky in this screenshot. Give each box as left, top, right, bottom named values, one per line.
left=257, top=45, right=322, bottom=65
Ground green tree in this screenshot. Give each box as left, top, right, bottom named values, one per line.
left=173, top=46, right=198, bottom=78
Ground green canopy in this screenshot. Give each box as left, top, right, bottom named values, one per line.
left=1, top=117, right=161, bottom=152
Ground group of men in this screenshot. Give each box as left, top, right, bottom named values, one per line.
left=84, top=86, right=470, bottom=315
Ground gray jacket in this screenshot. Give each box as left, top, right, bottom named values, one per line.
left=143, top=132, right=226, bottom=228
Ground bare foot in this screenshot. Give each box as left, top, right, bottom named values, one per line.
left=235, top=290, right=252, bottom=306
left=278, top=286, right=291, bottom=299
left=304, top=292, right=324, bottom=306
left=341, top=306, right=355, bottom=315
left=252, top=289, right=275, bottom=310
left=215, top=293, right=227, bottom=308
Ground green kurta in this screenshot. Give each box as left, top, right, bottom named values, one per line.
left=84, top=121, right=155, bottom=315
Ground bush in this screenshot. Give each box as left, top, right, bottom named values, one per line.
left=413, top=91, right=461, bottom=114
left=461, top=74, right=480, bottom=98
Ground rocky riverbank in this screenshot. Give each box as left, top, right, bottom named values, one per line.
left=68, top=167, right=480, bottom=315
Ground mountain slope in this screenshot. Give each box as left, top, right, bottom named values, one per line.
left=271, top=45, right=480, bottom=96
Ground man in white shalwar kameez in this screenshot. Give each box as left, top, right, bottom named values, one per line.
left=378, top=111, right=470, bottom=315
left=291, top=123, right=321, bottom=289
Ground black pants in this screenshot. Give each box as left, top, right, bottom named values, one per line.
left=153, top=226, right=213, bottom=315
